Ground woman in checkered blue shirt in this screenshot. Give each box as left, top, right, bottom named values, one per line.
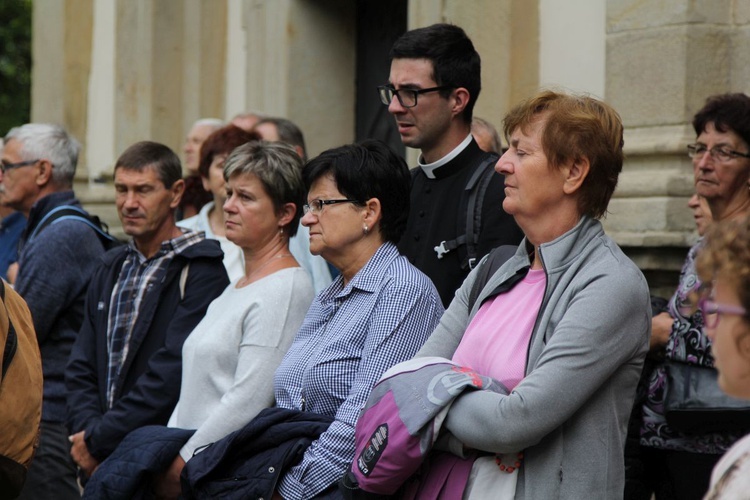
left=270, top=140, right=444, bottom=499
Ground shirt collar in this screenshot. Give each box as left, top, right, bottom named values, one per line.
left=127, top=229, right=204, bottom=262
left=317, top=242, right=400, bottom=301
left=418, top=134, right=473, bottom=179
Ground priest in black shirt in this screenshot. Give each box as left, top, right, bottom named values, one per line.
left=380, top=23, right=523, bottom=307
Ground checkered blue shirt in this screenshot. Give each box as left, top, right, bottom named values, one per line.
left=105, top=230, right=204, bottom=408
left=273, top=242, right=444, bottom=499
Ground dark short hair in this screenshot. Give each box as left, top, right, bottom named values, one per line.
left=114, top=141, right=182, bottom=188
left=198, top=125, right=259, bottom=178
left=255, top=117, right=307, bottom=162
left=303, top=140, right=410, bottom=243
left=390, top=23, right=480, bottom=123
left=693, top=93, right=750, bottom=147
left=503, top=90, right=624, bottom=219
left=223, top=141, right=305, bottom=237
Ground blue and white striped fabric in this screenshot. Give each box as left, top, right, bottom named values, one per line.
left=273, top=242, right=444, bottom=499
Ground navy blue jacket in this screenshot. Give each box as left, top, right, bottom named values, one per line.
left=65, top=238, right=229, bottom=460
left=182, top=407, right=335, bottom=500
left=82, top=426, right=194, bottom=500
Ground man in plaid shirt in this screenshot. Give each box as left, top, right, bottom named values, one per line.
left=65, top=141, right=229, bottom=479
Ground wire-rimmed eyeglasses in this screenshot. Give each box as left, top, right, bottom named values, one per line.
left=302, top=199, right=359, bottom=216
left=377, top=85, right=454, bottom=108
left=687, top=143, right=750, bottom=163
left=699, top=297, right=748, bottom=329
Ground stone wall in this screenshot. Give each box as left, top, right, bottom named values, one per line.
left=28, top=0, right=750, bottom=296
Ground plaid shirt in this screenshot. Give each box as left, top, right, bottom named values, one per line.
left=105, top=230, right=203, bottom=408
left=273, top=242, right=444, bottom=499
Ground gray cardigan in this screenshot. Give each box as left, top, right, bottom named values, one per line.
left=416, top=216, right=650, bottom=499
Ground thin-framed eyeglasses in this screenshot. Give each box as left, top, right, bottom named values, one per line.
left=687, top=143, right=750, bottom=163
left=0, top=159, right=39, bottom=173
left=698, top=297, right=748, bottom=329
left=302, top=198, right=359, bottom=216
left=378, top=85, right=454, bottom=108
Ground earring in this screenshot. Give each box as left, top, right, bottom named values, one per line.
left=363, top=224, right=369, bottom=235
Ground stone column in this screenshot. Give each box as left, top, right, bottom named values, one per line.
left=242, top=0, right=356, bottom=159
left=113, top=0, right=227, bottom=160
left=31, top=0, right=94, bottom=180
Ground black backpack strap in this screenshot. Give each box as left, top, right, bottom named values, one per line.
left=433, top=153, right=499, bottom=270
left=467, top=245, right=518, bottom=312
left=29, top=205, right=119, bottom=249
left=1, top=281, right=17, bottom=379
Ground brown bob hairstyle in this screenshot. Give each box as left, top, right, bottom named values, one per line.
left=503, top=90, right=624, bottom=219
left=197, top=125, right=260, bottom=178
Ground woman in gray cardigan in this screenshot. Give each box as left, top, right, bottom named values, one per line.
left=414, top=90, right=651, bottom=499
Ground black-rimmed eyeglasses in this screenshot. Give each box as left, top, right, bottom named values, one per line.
left=687, top=143, right=750, bottom=163
left=0, top=159, right=39, bottom=173
left=378, top=85, right=454, bottom=108
left=303, top=199, right=359, bottom=216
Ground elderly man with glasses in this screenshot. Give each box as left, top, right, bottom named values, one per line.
left=1, top=123, right=108, bottom=500
left=380, top=23, right=522, bottom=307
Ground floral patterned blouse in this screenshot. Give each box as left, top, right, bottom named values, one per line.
left=640, top=240, right=744, bottom=454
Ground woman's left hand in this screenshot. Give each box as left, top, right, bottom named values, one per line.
left=154, top=455, right=186, bottom=500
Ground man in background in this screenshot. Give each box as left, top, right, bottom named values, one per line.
left=66, top=141, right=228, bottom=479
left=1, top=123, right=107, bottom=499
left=253, top=116, right=334, bottom=289
left=180, top=118, right=224, bottom=219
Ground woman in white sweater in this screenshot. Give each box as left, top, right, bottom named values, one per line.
left=155, top=141, right=315, bottom=496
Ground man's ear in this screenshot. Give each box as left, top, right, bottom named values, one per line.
left=35, top=159, right=54, bottom=187
left=562, top=157, right=590, bottom=195
left=169, top=179, right=186, bottom=209
left=451, top=88, right=470, bottom=119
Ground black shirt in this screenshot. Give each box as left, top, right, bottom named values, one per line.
left=398, top=138, right=524, bottom=307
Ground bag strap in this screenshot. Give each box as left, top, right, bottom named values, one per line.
left=1, top=280, right=18, bottom=380
left=433, top=153, right=499, bottom=270
left=467, top=245, right=518, bottom=312
left=29, top=205, right=119, bottom=248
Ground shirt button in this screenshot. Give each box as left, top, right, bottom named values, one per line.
left=425, top=187, right=432, bottom=194
left=414, top=234, right=420, bottom=241
left=419, top=210, right=425, bottom=217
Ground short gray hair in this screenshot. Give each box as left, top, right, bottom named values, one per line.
left=472, top=117, right=503, bottom=154
left=192, top=118, right=225, bottom=131
left=255, top=117, right=307, bottom=162
left=4, top=123, right=80, bottom=187
left=223, top=141, right=305, bottom=237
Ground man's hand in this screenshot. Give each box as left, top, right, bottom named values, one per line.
left=154, top=455, right=185, bottom=500
left=69, top=431, right=99, bottom=477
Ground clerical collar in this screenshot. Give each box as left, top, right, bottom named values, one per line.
left=418, top=134, right=473, bottom=179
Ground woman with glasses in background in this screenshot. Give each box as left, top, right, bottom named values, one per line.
left=695, top=216, right=750, bottom=499
left=633, top=93, right=750, bottom=500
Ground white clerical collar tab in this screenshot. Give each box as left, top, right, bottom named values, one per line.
left=418, top=134, right=473, bottom=179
